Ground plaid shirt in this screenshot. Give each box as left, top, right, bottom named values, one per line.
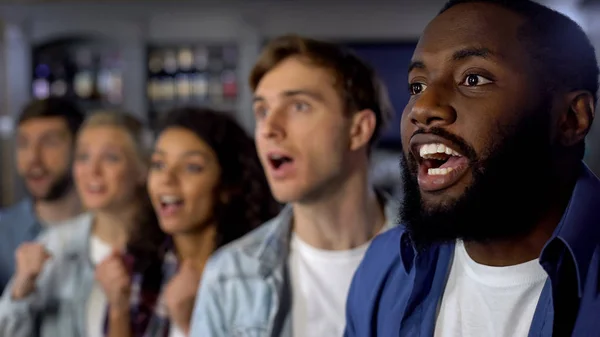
left=104, top=242, right=179, bottom=337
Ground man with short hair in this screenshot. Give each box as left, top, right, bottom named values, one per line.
left=190, top=35, right=397, bottom=337
left=0, top=97, right=85, bottom=292
left=345, top=1, right=600, bottom=336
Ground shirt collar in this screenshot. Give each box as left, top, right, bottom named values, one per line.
left=62, top=213, right=94, bottom=258
left=399, top=164, right=600, bottom=294
left=399, top=229, right=416, bottom=273
left=540, top=164, right=600, bottom=297
left=254, top=204, right=294, bottom=273
left=254, top=190, right=400, bottom=275
left=18, top=198, right=42, bottom=236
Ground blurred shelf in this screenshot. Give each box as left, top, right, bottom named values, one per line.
left=31, top=37, right=125, bottom=113
left=145, top=43, right=239, bottom=131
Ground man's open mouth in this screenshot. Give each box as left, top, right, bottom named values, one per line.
left=415, top=142, right=470, bottom=192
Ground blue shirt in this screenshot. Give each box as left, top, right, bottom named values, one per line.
left=345, top=165, right=600, bottom=337
left=0, top=199, right=42, bottom=293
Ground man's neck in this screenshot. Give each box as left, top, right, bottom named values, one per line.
left=35, top=188, right=81, bottom=225
left=465, top=167, right=578, bottom=267
left=292, top=167, right=386, bottom=251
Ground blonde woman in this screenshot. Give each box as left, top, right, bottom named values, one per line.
left=0, top=111, right=157, bottom=337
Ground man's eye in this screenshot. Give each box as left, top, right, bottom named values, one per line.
left=409, top=83, right=428, bottom=95
left=462, top=74, right=493, bottom=87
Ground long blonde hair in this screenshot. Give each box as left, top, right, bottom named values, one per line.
left=80, top=111, right=165, bottom=264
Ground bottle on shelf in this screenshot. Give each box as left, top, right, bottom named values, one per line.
left=32, top=62, right=51, bottom=99
left=73, top=47, right=94, bottom=100
left=49, top=64, right=68, bottom=98
left=176, top=48, right=193, bottom=101
left=148, top=50, right=163, bottom=103
left=160, top=49, right=177, bottom=104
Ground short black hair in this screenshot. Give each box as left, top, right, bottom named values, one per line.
left=18, top=97, right=85, bottom=137
left=440, top=0, right=599, bottom=103
left=440, top=0, right=599, bottom=160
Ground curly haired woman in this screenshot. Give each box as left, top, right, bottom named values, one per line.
left=104, top=107, right=281, bottom=337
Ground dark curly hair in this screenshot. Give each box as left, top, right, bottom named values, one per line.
left=128, top=107, right=281, bottom=275
left=157, top=106, right=282, bottom=247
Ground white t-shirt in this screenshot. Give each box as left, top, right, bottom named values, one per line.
left=87, top=235, right=113, bottom=337
left=434, top=240, right=548, bottom=337
left=86, top=236, right=188, bottom=337
left=289, top=233, right=371, bottom=337
left=169, top=324, right=187, bottom=337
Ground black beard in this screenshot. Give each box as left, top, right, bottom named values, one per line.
left=398, top=109, right=556, bottom=251
left=37, top=171, right=73, bottom=202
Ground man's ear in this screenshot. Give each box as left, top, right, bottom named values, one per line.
left=349, top=109, right=376, bottom=151
left=557, top=91, right=595, bottom=147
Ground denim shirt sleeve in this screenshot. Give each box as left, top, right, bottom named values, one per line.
left=0, top=231, right=56, bottom=337
left=189, top=257, right=227, bottom=337
left=0, top=279, right=46, bottom=336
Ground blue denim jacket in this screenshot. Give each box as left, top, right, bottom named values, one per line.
left=190, top=193, right=399, bottom=337
left=0, top=213, right=94, bottom=337
left=345, top=165, right=600, bottom=337
left=0, top=199, right=43, bottom=293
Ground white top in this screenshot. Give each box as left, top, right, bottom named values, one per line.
left=169, top=324, right=187, bottom=337
left=86, top=236, right=187, bottom=337
left=434, top=240, right=548, bottom=337
left=86, top=235, right=113, bottom=337
left=289, top=233, right=371, bottom=337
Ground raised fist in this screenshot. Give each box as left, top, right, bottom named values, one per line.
left=11, top=242, right=52, bottom=299
left=95, top=250, right=131, bottom=312
left=163, top=260, right=202, bottom=333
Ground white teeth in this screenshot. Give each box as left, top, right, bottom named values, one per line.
left=427, top=144, right=437, bottom=154
left=270, top=154, right=284, bottom=160
left=419, top=143, right=461, bottom=158
left=160, top=195, right=182, bottom=204
left=428, top=167, right=454, bottom=176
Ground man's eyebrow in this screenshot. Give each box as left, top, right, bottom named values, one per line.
left=452, top=47, right=495, bottom=61
left=253, top=89, right=325, bottom=103
left=281, top=90, right=324, bottom=102
left=409, top=47, right=498, bottom=74
left=408, top=61, right=426, bottom=73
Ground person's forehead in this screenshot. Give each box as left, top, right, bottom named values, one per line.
left=18, top=117, right=69, bottom=134
left=256, top=57, right=336, bottom=93
left=417, top=3, right=526, bottom=59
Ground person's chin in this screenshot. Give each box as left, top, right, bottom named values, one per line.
left=83, top=196, right=116, bottom=212
left=159, top=221, right=183, bottom=235
left=269, top=182, right=303, bottom=204
left=419, top=173, right=472, bottom=208
left=271, top=191, right=298, bottom=204
left=27, top=185, right=50, bottom=199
